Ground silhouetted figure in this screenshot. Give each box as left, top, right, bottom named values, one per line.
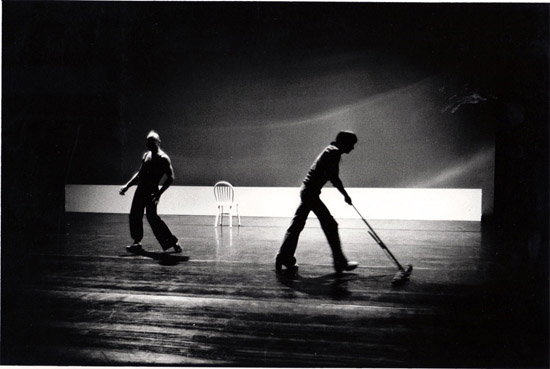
left=119, top=131, right=181, bottom=253
left=276, top=131, right=359, bottom=274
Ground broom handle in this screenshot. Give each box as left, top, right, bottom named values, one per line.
left=351, top=204, right=405, bottom=271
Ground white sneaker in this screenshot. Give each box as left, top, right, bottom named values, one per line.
left=126, top=242, right=142, bottom=252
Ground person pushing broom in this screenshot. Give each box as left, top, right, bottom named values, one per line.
left=275, top=131, right=359, bottom=274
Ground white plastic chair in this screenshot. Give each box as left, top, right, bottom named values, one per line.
left=213, top=181, right=241, bottom=227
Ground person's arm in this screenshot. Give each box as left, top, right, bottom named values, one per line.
left=327, top=152, right=352, bottom=205
left=332, top=177, right=352, bottom=205
left=120, top=155, right=145, bottom=195
left=119, top=172, right=140, bottom=195
left=152, top=157, right=174, bottom=203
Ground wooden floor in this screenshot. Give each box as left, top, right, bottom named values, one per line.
left=2, top=213, right=548, bottom=367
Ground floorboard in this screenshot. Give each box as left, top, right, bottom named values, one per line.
left=1, top=213, right=548, bottom=367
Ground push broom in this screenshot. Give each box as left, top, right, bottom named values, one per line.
left=352, top=204, right=413, bottom=284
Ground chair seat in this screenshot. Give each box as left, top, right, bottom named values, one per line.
left=217, top=202, right=237, bottom=207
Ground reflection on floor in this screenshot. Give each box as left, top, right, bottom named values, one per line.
left=1, top=213, right=548, bottom=367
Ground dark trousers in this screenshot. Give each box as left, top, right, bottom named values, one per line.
left=130, top=186, right=178, bottom=250
left=278, top=188, right=347, bottom=265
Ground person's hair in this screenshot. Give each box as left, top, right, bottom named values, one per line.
left=331, top=130, right=357, bottom=146
left=147, top=130, right=161, bottom=143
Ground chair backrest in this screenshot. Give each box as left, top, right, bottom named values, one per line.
left=213, top=181, right=234, bottom=204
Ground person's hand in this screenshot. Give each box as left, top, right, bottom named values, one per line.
left=151, top=191, right=161, bottom=205
left=119, top=186, right=128, bottom=195
left=344, top=194, right=353, bottom=205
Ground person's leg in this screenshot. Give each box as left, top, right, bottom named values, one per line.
left=129, top=190, right=146, bottom=246
left=276, top=195, right=311, bottom=270
left=310, top=197, right=358, bottom=272
left=308, top=197, right=346, bottom=262
left=145, top=201, right=180, bottom=252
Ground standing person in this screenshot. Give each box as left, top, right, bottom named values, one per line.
left=119, top=130, right=181, bottom=253
left=276, top=131, right=359, bottom=274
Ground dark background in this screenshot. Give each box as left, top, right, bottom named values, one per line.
left=4, top=2, right=513, bottom=194
left=2, top=2, right=549, bottom=364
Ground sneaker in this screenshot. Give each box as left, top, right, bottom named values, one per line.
left=172, top=242, right=182, bottom=253
left=334, top=261, right=358, bottom=273
left=126, top=242, right=142, bottom=252
left=275, top=255, right=299, bottom=273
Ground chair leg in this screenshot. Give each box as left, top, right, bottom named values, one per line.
left=229, top=206, right=233, bottom=228
left=214, top=207, right=220, bottom=227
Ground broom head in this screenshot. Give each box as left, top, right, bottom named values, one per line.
left=391, top=264, right=413, bottom=284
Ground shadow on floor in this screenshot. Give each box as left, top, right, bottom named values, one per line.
left=119, top=249, right=190, bottom=266
left=276, top=270, right=359, bottom=298
left=276, top=268, right=413, bottom=297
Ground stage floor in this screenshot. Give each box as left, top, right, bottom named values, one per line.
left=1, top=213, right=548, bottom=366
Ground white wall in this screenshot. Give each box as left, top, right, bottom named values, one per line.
left=65, top=185, right=482, bottom=221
